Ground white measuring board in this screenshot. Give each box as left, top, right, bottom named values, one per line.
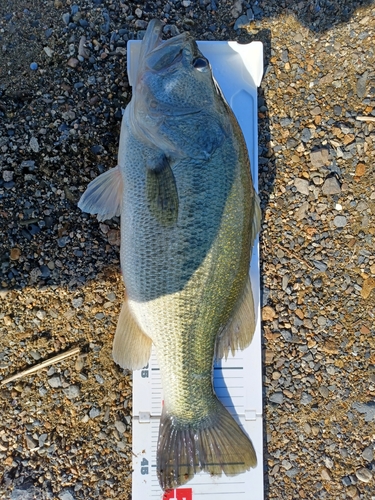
left=128, top=39, right=264, bottom=500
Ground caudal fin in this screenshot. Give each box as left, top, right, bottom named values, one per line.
left=157, top=399, right=257, bottom=490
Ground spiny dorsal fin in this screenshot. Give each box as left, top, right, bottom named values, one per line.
left=216, top=275, right=256, bottom=359
left=112, top=299, right=152, bottom=370
left=78, top=165, right=123, bottom=222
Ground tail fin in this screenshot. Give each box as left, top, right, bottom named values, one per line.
left=157, top=399, right=257, bottom=490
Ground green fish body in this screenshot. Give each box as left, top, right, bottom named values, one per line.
left=78, top=19, right=261, bottom=491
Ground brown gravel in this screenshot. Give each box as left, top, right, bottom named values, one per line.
left=1, top=0, right=375, bottom=499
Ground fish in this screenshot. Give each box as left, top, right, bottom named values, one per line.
left=78, top=19, right=261, bottom=491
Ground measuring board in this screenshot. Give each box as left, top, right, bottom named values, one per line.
left=128, top=39, right=264, bottom=500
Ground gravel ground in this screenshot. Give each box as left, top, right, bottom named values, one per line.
left=1, top=0, right=375, bottom=499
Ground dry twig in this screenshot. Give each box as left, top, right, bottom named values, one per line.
left=1, top=346, right=81, bottom=386
left=356, top=116, right=375, bottom=122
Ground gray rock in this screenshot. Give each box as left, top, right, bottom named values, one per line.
left=324, top=456, right=334, bottom=469
left=342, top=476, right=351, bottom=487
left=319, top=386, right=329, bottom=398
left=312, top=260, right=327, bottom=272
left=29, top=136, right=39, bottom=153
left=63, top=385, right=80, bottom=399
left=300, top=393, right=312, bottom=405
left=234, top=15, right=248, bottom=29
left=355, top=467, right=372, bottom=483
left=361, top=446, right=373, bottom=462
left=321, top=468, right=332, bottom=481
left=11, top=486, right=41, bottom=500
left=58, top=491, right=75, bottom=500
left=356, top=201, right=368, bottom=212
left=356, top=71, right=368, bottom=98
left=312, top=175, right=324, bottom=186
left=301, top=128, right=311, bottom=142
left=294, top=178, right=309, bottom=195
left=333, top=215, right=347, bottom=228
left=285, top=467, right=299, bottom=477
left=269, top=392, right=284, bottom=404
left=295, top=201, right=309, bottom=220
left=246, top=8, right=254, bottom=21
left=322, top=177, right=341, bottom=195
left=352, top=402, right=375, bottom=422
left=114, top=420, right=127, bottom=433
left=106, top=292, right=116, bottom=302
left=95, top=374, right=104, bottom=384
left=25, top=434, right=38, bottom=450
left=282, top=459, right=292, bottom=470
left=317, top=316, right=327, bottom=326
left=62, top=13, right=71, bottom=26
left=89, top=407, right=101, bottom=418
left=333, top=105, right=342, bottom=116
left=310, top=148, right=329, bottom=167
left=2, top=170, right=13, bottom=182
left=48, top=375, right=62, bottom=388
left=135, top=20, right=148, bottom=29
left=38, top=433, right=48, bottom=447
left=349, top=474, right=358, bottom=485
left=311, top=105, right=321, bottom=116
left=231, top=0, right=243, bottom=18
left=72, top=297, right=83, bottom=308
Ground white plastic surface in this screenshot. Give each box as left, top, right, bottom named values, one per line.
left=128, top=39, right=264, bottom=500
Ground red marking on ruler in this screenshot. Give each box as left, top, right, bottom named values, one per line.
left=163, top=488, right=192, bottom=500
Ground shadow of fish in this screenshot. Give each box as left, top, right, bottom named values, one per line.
left=78, top=19, right=261, bottom=491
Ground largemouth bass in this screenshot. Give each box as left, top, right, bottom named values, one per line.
left=78, top=19, right=261, bottom=491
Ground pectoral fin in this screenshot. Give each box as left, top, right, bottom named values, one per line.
left=112, top=299, right=152, bottom=370
left=146, top=156, right=178, bottom=226
left=78, top=165, right=123, bottom=221
left=216, top=276, right=256, bottom=359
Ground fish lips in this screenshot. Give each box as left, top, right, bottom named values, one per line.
left=140, top=19, right=193, bottom=74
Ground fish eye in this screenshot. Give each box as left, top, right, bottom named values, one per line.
left=193, top=57, right=208, bottom=72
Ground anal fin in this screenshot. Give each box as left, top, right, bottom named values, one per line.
left=216, top=275, right=256, bottom=359
left=112, top=299, right=152, bottom=370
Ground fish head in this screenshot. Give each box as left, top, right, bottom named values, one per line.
left=139, top=20, right=215, bottom=112
left=130, top=20, right=228, bottom=158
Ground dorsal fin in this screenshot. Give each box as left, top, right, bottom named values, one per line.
left=216, top=276, right=256, bottom=359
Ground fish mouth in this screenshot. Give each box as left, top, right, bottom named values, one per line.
left=140, top=19, right=190, bottom=73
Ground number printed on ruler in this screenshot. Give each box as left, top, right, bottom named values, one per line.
left=140, top=458, right=149, bottom=475
left=141, top=363, right=149, bottom=378
left=163, top=488, right=193, bottom=500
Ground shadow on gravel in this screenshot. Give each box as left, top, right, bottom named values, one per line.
left=254, top=27, right=273, bottom=500
left=260, top=0, right=375, bottom=32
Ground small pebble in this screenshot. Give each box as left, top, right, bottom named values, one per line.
left=333, top=215, right=347, bottom=228
left=114, top=420, right=127, bottom=433
left=361, top=446, right=374, bottom=462
left=355, top=467, right=372, bottom=483
left=48, top=375, right=62, bottom=388
left=10, top=248, right=21, bottom=260
left=294, top=178, right=310, bottom=195
left=63, top=385, right=81, bottom=399
left=321, top=467, right=332, bottom=481
left=269, top=392, right=284, bottom=404
left=89, top=407, right=101, bottom=419
left=322, top=177, right=341, bottom=195
left=25, top=434, right=38, bottom=450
